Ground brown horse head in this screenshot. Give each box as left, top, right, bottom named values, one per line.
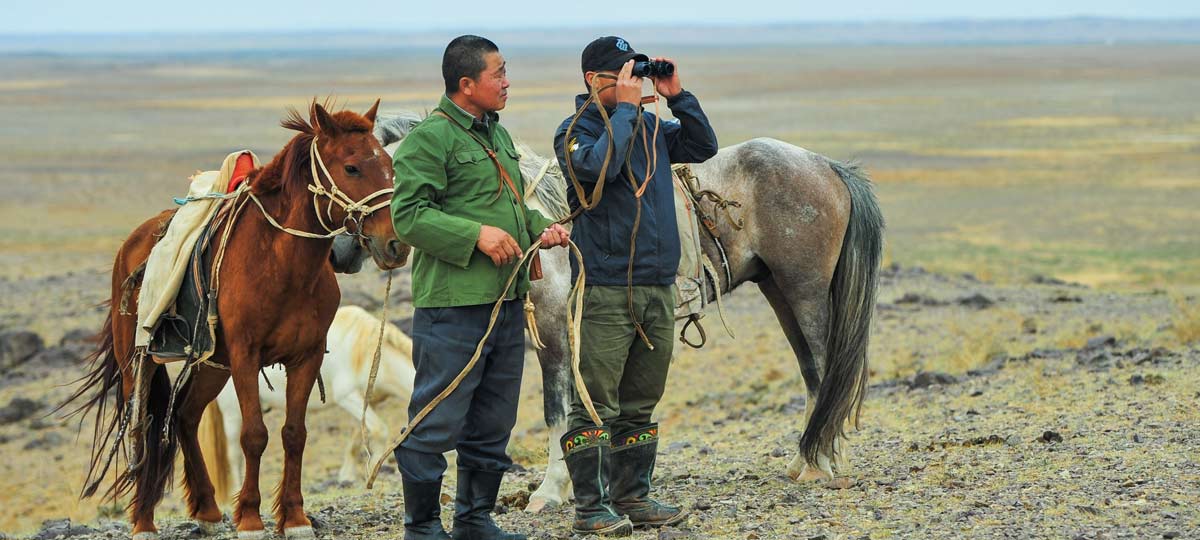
left=280, top=99, right=409, bottom=270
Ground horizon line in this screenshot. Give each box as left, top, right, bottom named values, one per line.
left=2, top=15, right=1197, bottom=38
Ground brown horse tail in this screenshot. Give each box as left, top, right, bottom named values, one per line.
left=57, top=301, right=180, bottom=516
left=126, top=362, right=179, bottom=518
left=198, top=400, right=232, bottom=503
left=56, top=303, right=123, bottom=497
left=800, top=160, right=885, bottom=466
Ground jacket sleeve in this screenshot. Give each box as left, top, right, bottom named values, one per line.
left=660, top=90, right=719, bottom=163
left=524, top=207, right=556, bottom=242
left=553, top=102, right=640, bottom=187
left=390, top=125, right=481, bottom=269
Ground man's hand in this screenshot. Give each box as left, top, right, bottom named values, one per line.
left=477, top=225, right=521, bottom=266
left=615, top=59, right=644, bottom=106
left=652, top=56, right=682, bottom=99
left=539, top=223, right=570, bottom=249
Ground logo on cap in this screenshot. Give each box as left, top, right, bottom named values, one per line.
left=615, top=38, right=629, bottom=52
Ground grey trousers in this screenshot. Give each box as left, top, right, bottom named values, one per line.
left=394, top=299, right=525, bottom=482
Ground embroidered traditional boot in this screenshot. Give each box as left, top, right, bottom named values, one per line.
left=561, top=426, right=634, bottom=536
left=401, top=476, right=452, bottom=540
left=451, top=468, right=526, bottom=540
left=610, top=424, right=686, bottom=527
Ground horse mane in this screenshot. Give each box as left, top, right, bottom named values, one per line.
left=514, top=141, right=570, bottom=221
left=373, top=110, right=425, bottom=148
left=373, top=111, right=571, bottom=220
left=250, top=101, right=374, bottom=197
left=334, top=305, right=414, bottom=359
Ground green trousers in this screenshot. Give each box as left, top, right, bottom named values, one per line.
left=568, top=285, right=675, bottom=435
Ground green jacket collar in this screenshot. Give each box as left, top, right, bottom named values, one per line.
left=438, top=95, right=499, bottom=131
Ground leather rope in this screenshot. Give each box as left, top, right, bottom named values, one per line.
left=561, top=73, right=662, bottom=349
left=359, top=270, right=393, bottom=468
left=366, top=239, right=598, bottom=489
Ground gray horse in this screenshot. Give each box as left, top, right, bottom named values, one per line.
left=374, top=113, right=884, bottom=511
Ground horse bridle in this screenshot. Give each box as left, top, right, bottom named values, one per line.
left=244, top=135, right=394, bottom=241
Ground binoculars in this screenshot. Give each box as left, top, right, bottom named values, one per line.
left=632, top=60, right=674, bottom=78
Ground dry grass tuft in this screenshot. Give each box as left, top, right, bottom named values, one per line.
left=943, top=317, right=1011, bottom=373
left=1171, top=295, right=1200, bottom=344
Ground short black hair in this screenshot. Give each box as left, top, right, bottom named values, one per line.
left=442, top=35, right=499, bottom=95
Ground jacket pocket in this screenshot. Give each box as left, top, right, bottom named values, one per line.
left=452, top=149, right=495, bottom=203
left=454, top=149, right=488, bottom=164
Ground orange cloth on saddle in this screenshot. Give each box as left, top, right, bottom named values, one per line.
left=226, top=152, right=255, bottom=192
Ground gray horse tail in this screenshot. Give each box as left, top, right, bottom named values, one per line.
left=800, top=160, right=884, bottom=466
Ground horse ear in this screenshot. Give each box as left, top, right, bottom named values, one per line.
left=363, top=99, right=381, bottom=125
left=310, top=102, right=340, bottom=136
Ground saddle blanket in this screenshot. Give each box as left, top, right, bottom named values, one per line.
left=135, top=150, right=259, bottom=355
left=672, top=164, right=708, bottom=319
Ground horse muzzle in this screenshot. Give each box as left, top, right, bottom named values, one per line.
left=366, top=236, right=409, bottom=270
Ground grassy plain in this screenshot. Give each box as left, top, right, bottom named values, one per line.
left=0, top=42, right=1197, bottom=537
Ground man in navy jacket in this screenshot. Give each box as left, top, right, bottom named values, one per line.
left=552, top=35, right=718, bottom=536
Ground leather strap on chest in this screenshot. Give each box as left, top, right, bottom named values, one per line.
left=432, top=109, right=542, bottom=280
left=432, top=110, right=523, bottom=205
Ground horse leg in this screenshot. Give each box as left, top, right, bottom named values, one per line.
left=757, top=276, right=841, bottom=484
left=340, top=430, right=364, bottom=484
left=218, top=386, right=246, bottom=497
left=103, top=285, right=161, bottom=538
left=334, top=393, right=389, bottom=483
left=230, top=356, right=269, bottom=538
left=127, top=360, right=163, bottom=539
left=527, top=338, right=573, bottom=512
left=276, top=355, right=321, bottom=538
left=527, top=418, right=570, bottom=512
left=176, top=365, right=232, bottom=532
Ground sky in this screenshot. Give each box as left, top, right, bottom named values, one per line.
left=3, top=0, right=1198, bottom=34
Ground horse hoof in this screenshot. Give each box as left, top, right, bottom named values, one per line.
left=791, top=464, right=833, bottom=483
left=197, top=520, right=222, bottom=534
left=132, top=532, right=159, bottom=540
left=284, top=525, right=316, bottom=539
left=525, top=497, right=551, bottom=513
left=237, top=530, right=268, bottom=540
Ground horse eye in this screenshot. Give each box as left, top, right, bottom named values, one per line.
left=344, top=164, right=360, bottom=176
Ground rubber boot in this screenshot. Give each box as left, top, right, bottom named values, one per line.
left=561, top=426, right=634, bottom=536
left=401, top=477, right=451, bottom=540
left=610, top=424, right=686, bottom=527
left=450, top=468, right=526, bottom=540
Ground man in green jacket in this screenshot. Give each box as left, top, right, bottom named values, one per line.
left=390, top=35, right=570, bottom=540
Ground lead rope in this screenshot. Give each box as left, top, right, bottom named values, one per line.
left=359, top=270, right=393, bottom=468
left=365, top=240, right=597, bottom=489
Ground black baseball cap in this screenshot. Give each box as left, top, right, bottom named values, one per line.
left=581, top=36, right=648, bottom=73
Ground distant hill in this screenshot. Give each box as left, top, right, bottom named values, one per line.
left=2, top=17, right=1198, bottom=56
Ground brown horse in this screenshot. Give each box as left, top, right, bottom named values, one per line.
left=65, top=101, right=408, bottom=539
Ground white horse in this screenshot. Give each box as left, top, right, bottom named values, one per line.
left=199, top=305, right=418, bottom=500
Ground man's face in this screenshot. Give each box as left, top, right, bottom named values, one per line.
left=464, top=51, right=509, bottom=113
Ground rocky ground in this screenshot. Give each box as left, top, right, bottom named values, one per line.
left=1, top=265, right=1198, bottom=540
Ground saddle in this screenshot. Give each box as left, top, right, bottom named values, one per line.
left=142, top=152, right=257, bottom=364
left=671, top=164, right=741, bottom=348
